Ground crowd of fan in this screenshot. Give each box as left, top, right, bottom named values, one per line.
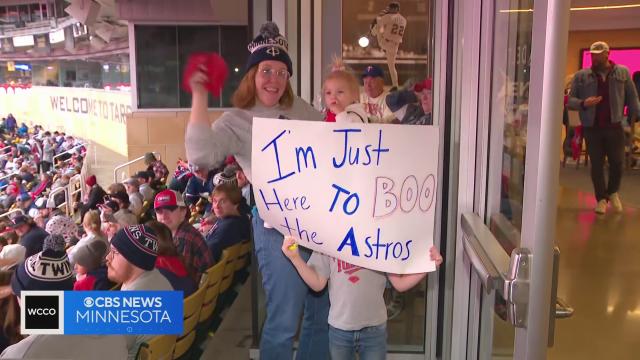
left=0, top=113, right=254, bottom=358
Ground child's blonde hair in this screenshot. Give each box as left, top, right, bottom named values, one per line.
left=323, top=56, right=360, bottom=99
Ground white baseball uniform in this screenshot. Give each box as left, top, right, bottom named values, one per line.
left=374, top=12, right=406, bottom=87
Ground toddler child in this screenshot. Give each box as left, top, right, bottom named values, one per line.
left=282, top=236, right=442, bottom=360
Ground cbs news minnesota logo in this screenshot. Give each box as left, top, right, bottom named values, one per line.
left=20, top=290, right=183, bottom=335
left=20, top=291, right=65, bottom=335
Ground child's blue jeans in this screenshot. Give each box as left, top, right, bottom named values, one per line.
left=328, top=324, right=387, bottom=360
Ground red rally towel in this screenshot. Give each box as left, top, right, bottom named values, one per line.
left=182, top=52, right=229, bottom=97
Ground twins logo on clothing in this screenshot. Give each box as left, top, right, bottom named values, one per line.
left=363, top=103, right=384, bottom=120
left=336, top=259, right=362, bottom=284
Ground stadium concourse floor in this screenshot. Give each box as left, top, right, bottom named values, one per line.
left=548, top=166, right=640, bottom=360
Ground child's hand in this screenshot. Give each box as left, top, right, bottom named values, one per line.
left=430, top=246, right=443, bottom=267
left=281, top=236, right=300, bottom=261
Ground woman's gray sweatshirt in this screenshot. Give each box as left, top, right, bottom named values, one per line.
left=185, top=97, right=323, bottom=183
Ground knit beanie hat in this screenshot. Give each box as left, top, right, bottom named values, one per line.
left=43, top=234, right=66, bottom=252
left=110, top=225, right=158, bottom=271
left=45, top=215, right=78, bottom=245
left=73, top=241, right=107, bottom=271
left=213, top=166, right=238, bottom=187
left=11, top=234, right=74, bottom=296
left=246, top=22, right=292, bottom=76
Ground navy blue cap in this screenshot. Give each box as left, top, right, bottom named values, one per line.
left=362, top=65, right=385, bottom=79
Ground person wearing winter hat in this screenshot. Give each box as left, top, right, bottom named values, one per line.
left=10, top=234, right=73, bottom=296
left=2, top=234, right=128, bottom=360
left=106, top=224, right=172, bottom=291
left=76, top=174, right=107, bottom=220
left=45, top=214, right=79, bottom=246
left=11, top=214, right=48, bottom=259
left=106, top=224, right=173, bottom=359
left=212, top=165, right=239, bottom=187
left=154, top=190, right=213, bottom=282
left=186, top=21, right=329, bottom=360
left=73, top=240, right=113, bottom=291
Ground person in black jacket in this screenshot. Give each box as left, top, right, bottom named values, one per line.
left=76, top=175, right=107, bottom=219
left=10, top=215, right=49, bottom=259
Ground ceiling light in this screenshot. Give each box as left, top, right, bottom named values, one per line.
left=358, top=36, right=370, bottom=48
left=500, top=3, right=640, bottom=13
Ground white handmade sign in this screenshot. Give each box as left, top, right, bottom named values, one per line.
left=252, top=118, right=439, bottom=274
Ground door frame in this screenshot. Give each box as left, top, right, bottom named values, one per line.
left=449, top=0, right=570, bottom=359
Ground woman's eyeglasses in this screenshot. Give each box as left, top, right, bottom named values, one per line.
left=259, top=68, right=289, bottom=80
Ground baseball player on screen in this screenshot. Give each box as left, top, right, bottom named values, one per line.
left=370, top=2, right=407, bottom=88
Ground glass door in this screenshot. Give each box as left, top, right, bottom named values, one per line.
left=458, top=0, right=570, bottom=359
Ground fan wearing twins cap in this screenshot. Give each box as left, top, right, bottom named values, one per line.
left=360, top=65, right=396, bottom=123
left=185, top=21, right=329, bottom=359
left=1, top=234, right=128, bottom=360
left=106, top=224, right=174, bottom=359
left=10, top=214, right=48, bottom=259
left=154, top=190, right=213, bottom=282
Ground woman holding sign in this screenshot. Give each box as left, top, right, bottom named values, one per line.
left=185, top=23, right=328, bottom=360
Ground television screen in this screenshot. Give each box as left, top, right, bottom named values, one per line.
left=581, top=48, right=640, bottom=77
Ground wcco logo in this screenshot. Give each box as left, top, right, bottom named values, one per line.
left=20, top=291, right=64, bottom=335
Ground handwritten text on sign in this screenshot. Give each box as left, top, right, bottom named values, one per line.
left=252, top=118, right=439, bottom=274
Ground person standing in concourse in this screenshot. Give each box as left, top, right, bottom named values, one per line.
left=185, top=22, right=329, bottom=360
left=568, top=41, right=639, bottom=214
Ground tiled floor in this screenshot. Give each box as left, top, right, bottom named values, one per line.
left=548, top=184, right=640, bottom=360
